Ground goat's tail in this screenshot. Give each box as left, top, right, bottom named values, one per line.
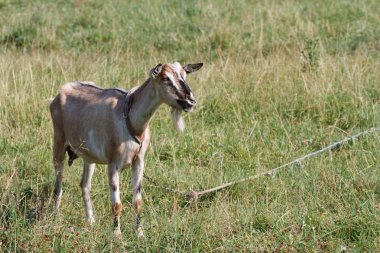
left=66, top=146, right=78, bottom=166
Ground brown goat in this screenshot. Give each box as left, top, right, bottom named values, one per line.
left=49, top=62, right=203, bottom=238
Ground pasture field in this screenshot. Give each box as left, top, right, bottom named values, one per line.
left=0, top=0, right=379, bottom=252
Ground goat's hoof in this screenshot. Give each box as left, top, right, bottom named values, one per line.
left=54, top=200, right=62, bottom=212
left=136, top=227, right=145, bottom=239
left=87, top=217, right=95, bottom=226
left=114, top=228, right=122, bottom=239
left=54, top=190, right=63, bottom=210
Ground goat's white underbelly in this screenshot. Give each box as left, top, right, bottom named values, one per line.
left=66, top=130, right=107, bottom=164
left=69, top=130, right=136, bottom=166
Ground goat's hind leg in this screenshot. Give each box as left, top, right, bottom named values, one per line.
left=80, top=162, right=96, bottom=225
left=53, top=133, right=65, bottom=211
left=50, top=97, right=66, bottom=212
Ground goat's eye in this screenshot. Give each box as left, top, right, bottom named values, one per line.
left=162, top=78, right=172, bottom=86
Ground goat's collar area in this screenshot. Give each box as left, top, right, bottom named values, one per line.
left=126, top=116, right=144, bottom=144
left=123, top=93, right=144, bottom=148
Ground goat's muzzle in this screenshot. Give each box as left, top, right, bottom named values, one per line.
left=177, top=98, right=196, bottom=112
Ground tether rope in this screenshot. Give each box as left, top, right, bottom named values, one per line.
left=145, top=127, right=380, bottom=201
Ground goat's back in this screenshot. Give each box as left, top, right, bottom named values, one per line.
left=50, top=82, right=129, bottom=163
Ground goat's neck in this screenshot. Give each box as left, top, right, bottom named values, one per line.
left=128, top=79, right=161, bottom=136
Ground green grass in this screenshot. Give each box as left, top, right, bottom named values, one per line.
left=1, top=0, right=379, bottom=252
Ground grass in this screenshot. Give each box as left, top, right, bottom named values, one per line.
left=0, top=0, right=379, bottom=252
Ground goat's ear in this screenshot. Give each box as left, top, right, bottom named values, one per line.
left=183, top=63, right=203, bottom=74
left=150, top=64, right=163, bottom=78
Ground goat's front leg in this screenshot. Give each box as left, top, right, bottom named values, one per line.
left=108, top=163, right=122, bottom=237
left=80, top=162, right=95, bottom=225
left=132, top=156, right=144, bottom=238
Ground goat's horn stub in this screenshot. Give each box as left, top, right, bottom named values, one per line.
left=150, top=64, right=163, bottom=78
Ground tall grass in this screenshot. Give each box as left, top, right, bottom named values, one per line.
left=1, top=0, right=379, bottom=252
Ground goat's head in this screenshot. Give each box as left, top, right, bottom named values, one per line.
left=150, top=62, right=203, bottom=132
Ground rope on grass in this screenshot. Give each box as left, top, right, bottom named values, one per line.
left=145, top=127, right=380, bottom=201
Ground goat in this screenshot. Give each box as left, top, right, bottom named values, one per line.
left=49, top=62, right=203, bottom=238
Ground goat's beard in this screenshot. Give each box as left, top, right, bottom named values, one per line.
left=171, top=108, right=185, bottom=132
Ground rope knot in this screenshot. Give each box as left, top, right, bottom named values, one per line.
left=186, top=190, right=199, bottom=201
